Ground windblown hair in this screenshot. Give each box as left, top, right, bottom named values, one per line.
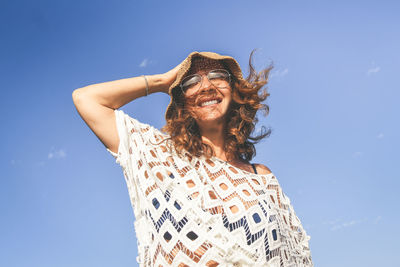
left=161, top=50, right=273, bottom=162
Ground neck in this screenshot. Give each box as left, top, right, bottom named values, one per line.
left=198, top=121, right=228, bottom=161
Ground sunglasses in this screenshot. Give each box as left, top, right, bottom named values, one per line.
left=180, top=69, right=231, bottom=95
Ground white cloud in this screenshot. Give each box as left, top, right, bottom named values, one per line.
left=323, top=218, right=341, bottom=225
left=352, top=151, right=363, bottom=158
left=270, top=68, right=289, bottom=79
left=367, top=61, right=380, bottom=75
left=367, top=66, right=380, bottom=75
left=48, top=148, right=66, bottom=159
left=35, top=161, right=46, bottom=167
left=330, top=218, right=368, bottom=231
left=139, top=58, right=149, bottom=68
left=373, top=215, right=382, bottom=224
left=377, top=133, right=384, bottom=139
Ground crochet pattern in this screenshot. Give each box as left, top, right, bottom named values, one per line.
left=107, top=109, right=313, bottom=266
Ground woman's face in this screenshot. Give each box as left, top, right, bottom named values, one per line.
left=183, top=68, right=233, bottom=127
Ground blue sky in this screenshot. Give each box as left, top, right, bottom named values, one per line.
left=1, top=0, right=399, bottom=266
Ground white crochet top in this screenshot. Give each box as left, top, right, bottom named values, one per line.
left=107, top=109, right=313, bottom=267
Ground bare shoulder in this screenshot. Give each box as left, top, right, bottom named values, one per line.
left=254, top=163, right=272, bottom=175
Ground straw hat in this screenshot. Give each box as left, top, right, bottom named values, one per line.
left=165, top=51, right=245, bottom=120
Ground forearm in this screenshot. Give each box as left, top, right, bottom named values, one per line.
left=73, top=74, right=167, bottom=110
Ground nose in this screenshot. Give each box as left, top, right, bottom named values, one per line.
left=199, top=75, right=214, bottom=90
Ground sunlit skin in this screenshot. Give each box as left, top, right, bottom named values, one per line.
left=183, top=69, right=233, bottom=161
left=181, top=68, right=272, bottom=175
left=184, top=70, right=232, bottom=127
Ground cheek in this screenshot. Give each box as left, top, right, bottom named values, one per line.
left=224, top=94, right=233, bottom=105
left=183, top=95, right=196, bottom=107
left=223, top=87, right=233, bottom=99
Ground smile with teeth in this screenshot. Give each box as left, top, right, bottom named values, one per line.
left=200, top=100, right=219, bottom=107
left=199, top=98, right=222, bottom=107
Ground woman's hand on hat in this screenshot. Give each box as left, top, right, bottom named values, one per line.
left=158, top=62, right=182, bottom=94
left=142, top=63, right=181, bottom=95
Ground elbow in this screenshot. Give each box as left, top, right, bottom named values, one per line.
left=72, top=88, right=87, bottom=107
left=72, top=88, right=79, bottom=102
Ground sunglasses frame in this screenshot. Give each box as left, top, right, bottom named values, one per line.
left=180, top=69, right=232, bottom=95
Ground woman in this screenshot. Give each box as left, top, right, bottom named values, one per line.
left=72, top=51, right=313, bottom=266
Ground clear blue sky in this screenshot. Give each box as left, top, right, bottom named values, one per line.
left=1, top=0, right=399, bottom=266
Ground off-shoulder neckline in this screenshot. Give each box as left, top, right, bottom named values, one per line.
left=210, top=156, right=274, bottom=177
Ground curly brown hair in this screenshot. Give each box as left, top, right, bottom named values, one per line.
left=161, top=50, right=273, bottom=162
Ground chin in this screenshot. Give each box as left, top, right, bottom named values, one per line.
left=191, top=105, right=230, bottom=125
left=196, top=114, right=226, bottom=125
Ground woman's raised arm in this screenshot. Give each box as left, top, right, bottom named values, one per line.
left=72, top=64, right=180, bottom=154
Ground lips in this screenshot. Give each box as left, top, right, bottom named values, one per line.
left=197, top=96, right=222, bottom=107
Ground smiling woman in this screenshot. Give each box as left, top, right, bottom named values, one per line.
left=163, top=52, right=273, bottom=165
left=72, top=50, right=313, bottom=266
